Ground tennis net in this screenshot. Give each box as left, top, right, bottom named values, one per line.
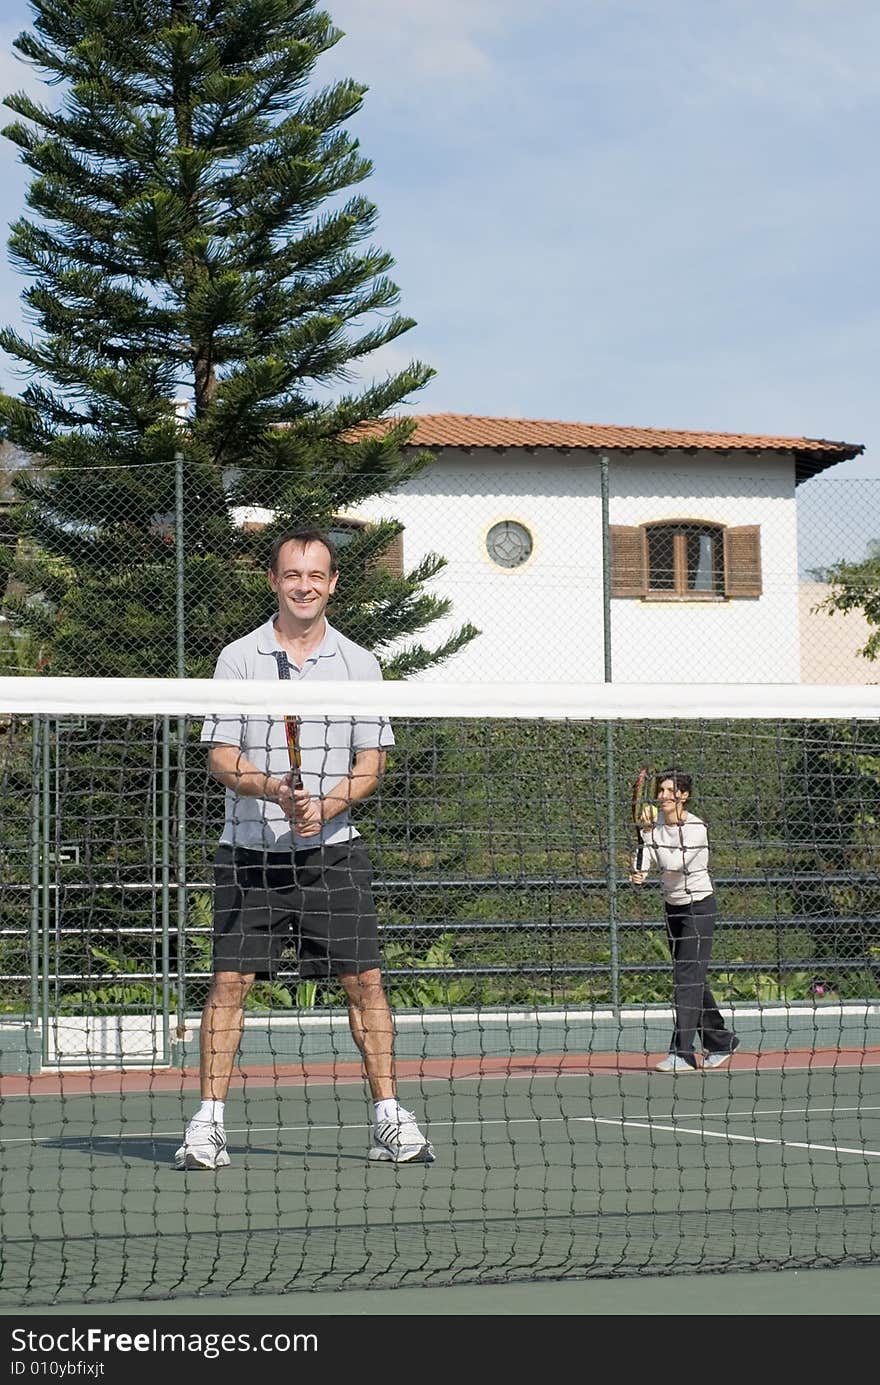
left=0, top=676, right=878, bottom=1307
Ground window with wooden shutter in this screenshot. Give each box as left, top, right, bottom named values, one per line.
left=613, top=521, right=762, bottom=600
left=644, top=521, right=724, bottom=598
left=723, top=525, right=762, bottom=598
left=610, top=526, right=647, bottom=596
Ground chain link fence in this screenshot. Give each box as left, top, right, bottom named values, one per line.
left=2, top=709, right=878, bottom=1058
left=0, top=448, right=877, bottom=685
left=0, top=446, right=877, bottom=1066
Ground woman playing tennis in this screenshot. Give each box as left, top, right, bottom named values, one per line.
left=630, top=767, right=739, bottom=1073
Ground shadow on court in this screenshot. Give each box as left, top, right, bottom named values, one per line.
left=31, top=1135, right=375, bottom=1165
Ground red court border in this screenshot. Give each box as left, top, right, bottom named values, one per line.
left=3, top=1047, right=879, bottom=1097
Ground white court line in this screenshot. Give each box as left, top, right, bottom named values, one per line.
left=694, top=1104, right=880, bottom=1122
left=576, top=1115, right=880, bottom=1159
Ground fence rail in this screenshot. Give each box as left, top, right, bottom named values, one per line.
left=1, top=462, right=879, bottom=685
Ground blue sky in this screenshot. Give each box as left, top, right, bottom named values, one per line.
left=1, top=0, right=878, bottom=482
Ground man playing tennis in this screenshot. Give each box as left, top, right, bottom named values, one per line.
left=174, top=527, right=433, bottom=1169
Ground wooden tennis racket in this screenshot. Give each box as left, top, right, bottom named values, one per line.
left=284, top=714, right=303, bottom=789
left=273, top=651, right=303, bottom=789
left=631, top=764, right=656, bottom=873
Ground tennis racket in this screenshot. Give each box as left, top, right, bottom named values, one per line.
left=631, top=764, right=656, bottom=873
left=273, top=651, right=303, bottom=789
left=284, top=714, right=303, bottom=789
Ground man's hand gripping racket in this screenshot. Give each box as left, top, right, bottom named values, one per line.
left=273, top=652, right=320, bottom=836
left=281, top=714, right=321, bottom=837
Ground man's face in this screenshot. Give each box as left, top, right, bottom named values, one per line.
left=268, top=540, right=338, bottom=623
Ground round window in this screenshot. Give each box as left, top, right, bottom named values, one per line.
left=486, top=520, right=533, bottom=569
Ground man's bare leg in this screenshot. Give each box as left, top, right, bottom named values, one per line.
left=199, top=971, right=255, bottom=1098
left=340, top=967, right=395, bottom=1100
left=340, top=968, right=434, bottom=1163
left=175, top=971, right=253, bottom=1169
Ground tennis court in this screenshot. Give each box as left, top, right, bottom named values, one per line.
left=3, top=1045, right=879, bottom=1309
left=1, top=685, right=879, bottom=1311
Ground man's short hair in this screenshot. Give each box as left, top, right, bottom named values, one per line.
left=268, top=528, right=339, bottom=574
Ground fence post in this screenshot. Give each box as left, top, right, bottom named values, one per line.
left=29, top=717, right=41, bottom=1030
left=40, top=720, right=52, bottom=1063
left=174, top=449, right=188, bottom=1043
left=175, top=448, right=185, bottom=681
left=600, top=454, right=620, bottom=1017
left=160, top=717, right=172, bottom=1066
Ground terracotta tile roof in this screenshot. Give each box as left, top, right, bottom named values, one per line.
left=354, top=414, right=862, bottom=480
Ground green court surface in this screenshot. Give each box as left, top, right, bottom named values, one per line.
left=2, top=1062, right=878, bottom=1310
left=3, top=1265, right=878, bottom=1316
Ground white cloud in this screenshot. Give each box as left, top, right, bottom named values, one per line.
left=322, top=0, right=532, bottom=83
left=311, top=338, right=432, bottom=406
left=693, top=20, right=880, bottom=117
left=0, top=0, right=877, bottom=477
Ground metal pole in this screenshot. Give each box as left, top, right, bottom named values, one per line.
left=41, top=720, right=51, bottom=1063
left=28, top=718, right=41, bottom=1029
left=174, top=448, right=188, bottom=1040
left=600, top=456, right=613, bottom=686
left=160, top=718, right=172, bottom=1062
left=600, top=454, right=620, bottom=1016
left=175, top=722, right=187, bottom=1044
left=174, top=448, right=185, bottom=681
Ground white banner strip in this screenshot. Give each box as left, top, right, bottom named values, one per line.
left=0, top=677, right=877, bottom=720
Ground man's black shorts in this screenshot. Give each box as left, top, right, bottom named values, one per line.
left=212, top=841, right=382, bottom=980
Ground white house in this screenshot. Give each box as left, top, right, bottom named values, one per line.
left=1, top=422, right=867, bottom=685
left=340, top=415, right=863, bottom=685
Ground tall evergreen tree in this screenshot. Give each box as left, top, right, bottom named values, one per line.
left=0, top=0, right=477, bottom=676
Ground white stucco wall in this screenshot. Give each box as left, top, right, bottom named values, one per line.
left=609, top=454, right=800, bottom=684
left=342, top=447, right=802, bottom=685
left=799, top=581, right=877, bottom=684
left=349, top=447, right=605, bottom=683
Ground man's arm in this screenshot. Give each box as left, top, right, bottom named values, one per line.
left=207, top=744, right=386, bottom=834
left=207, top=744, right=289, bottom=803
left=309, top=748, right=387, bottom=827
left=206, top=743, right=322, bottom=833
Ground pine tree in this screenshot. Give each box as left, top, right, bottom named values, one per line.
left=0, top=0, right=478, bottom=676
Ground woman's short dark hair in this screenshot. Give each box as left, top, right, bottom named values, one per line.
left=655, top=767, right=692, bottom=797
left=268, top=527, right=339, bottom=574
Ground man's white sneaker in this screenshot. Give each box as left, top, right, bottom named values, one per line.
left=655, top=1054, right=699, bottom=1073
left=369, top=1107, right=435, bottom=1164
left=174, top=1120, right=230, bottom=1171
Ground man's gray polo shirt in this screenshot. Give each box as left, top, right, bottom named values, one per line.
left=201, top=617, right=394, bottom=851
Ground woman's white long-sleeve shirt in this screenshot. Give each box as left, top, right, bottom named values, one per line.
left=637, top=812, right=713, bottom=905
